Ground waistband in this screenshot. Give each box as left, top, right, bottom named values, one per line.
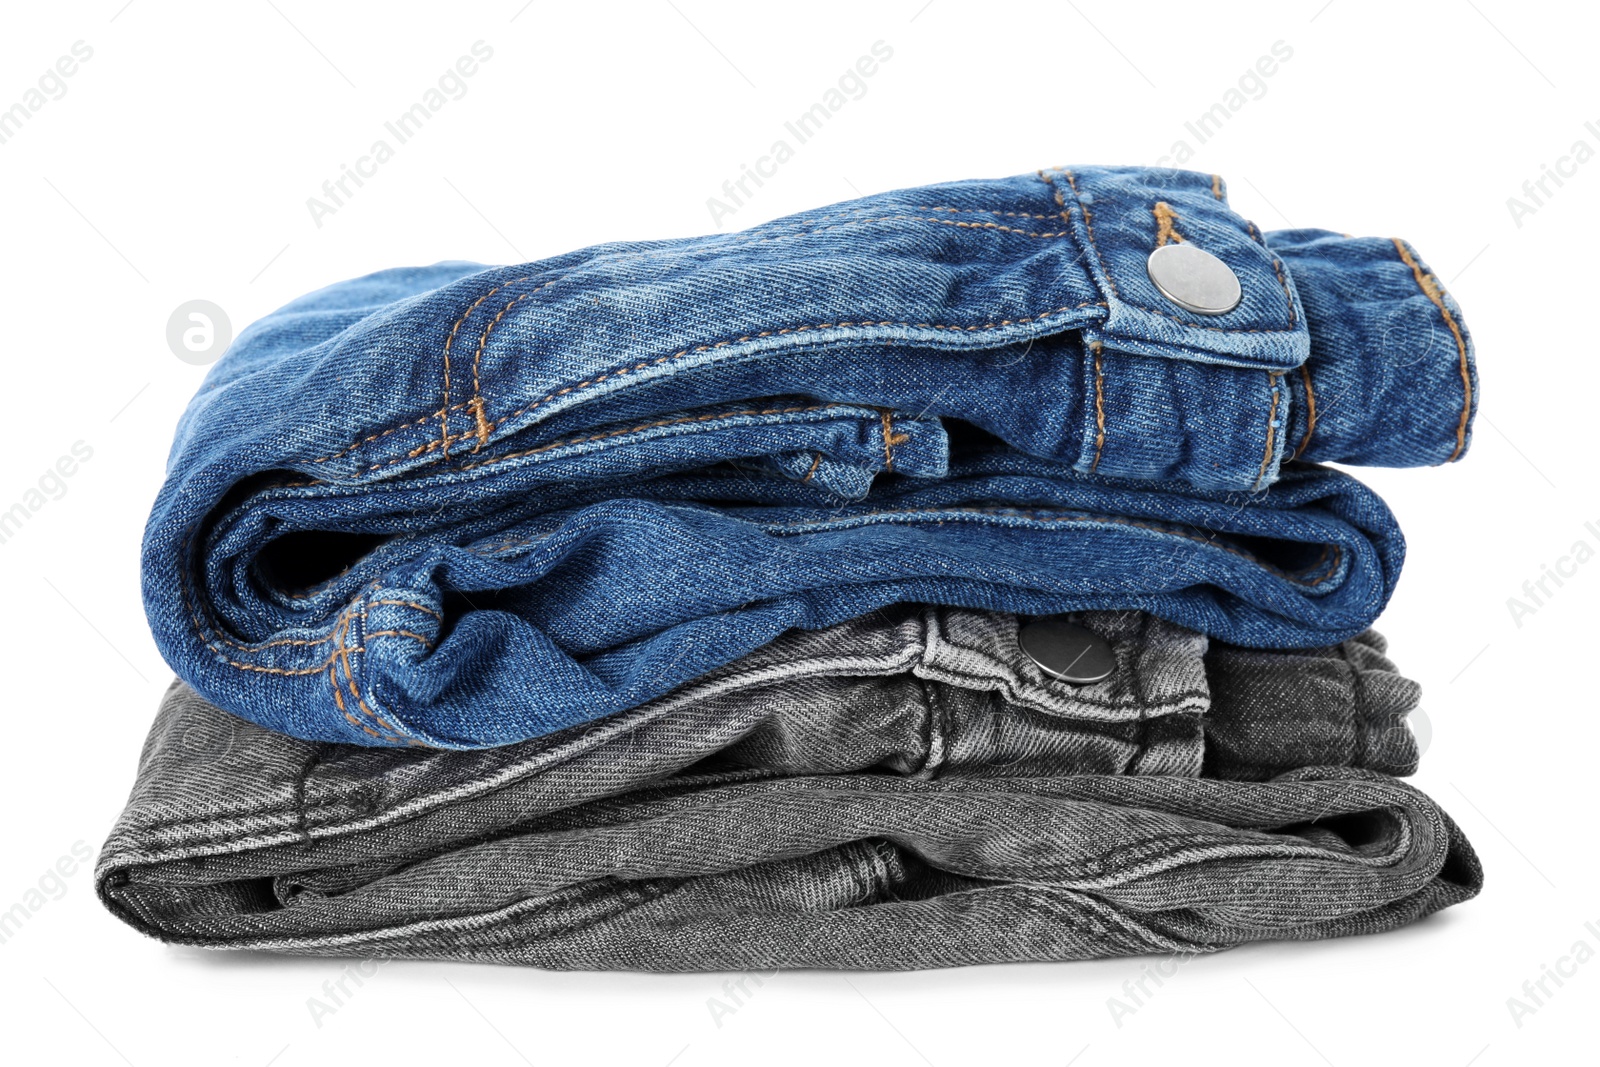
left=174, top=167, right=1473, bottom=495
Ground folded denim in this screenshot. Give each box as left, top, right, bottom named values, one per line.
left=142, top=167, right=1471, bottom=747
left=97, top=608, right=1478, bottom=970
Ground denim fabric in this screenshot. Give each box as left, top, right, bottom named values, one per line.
left=1203, top=634, right=1423, bottom=780
left=97, top=609, right=1477, bottom=970
left=142, top=167, right=1472, bottom=747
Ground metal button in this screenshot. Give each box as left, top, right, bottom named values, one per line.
left=1017, top=618, right=1116, bottom=684
left=1145, top=242, right=1242, bottom=316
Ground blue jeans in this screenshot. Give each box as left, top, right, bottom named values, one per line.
left=143, top=167, right=1475, bottom=747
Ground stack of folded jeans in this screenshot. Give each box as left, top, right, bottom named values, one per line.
left=98, top=166, right=1483, bottom=970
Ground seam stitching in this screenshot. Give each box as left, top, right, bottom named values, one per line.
left=348, top=306, right=1106, bottom=474
left=312, top=203, right=1102, bottom=467
left=440, top=275, right=533, bottom=458
left=1053, top=166, right=1300, bottom=336
left=453, top=403, right=837, bottom=475
left=1252, top=372, right=1284, bottom=490
left=1153, top=202, right=1183, bottom=246
left=1293, top=365, right=1318, bottom=459
left=765, top=505, right=1342, bottom=587
left=1390, top=237, right=1473, bottom=462
left=879, top=409, right=909, bottom=469
left=330, top=614, right=403, bottom=743
left=468, top=279, right=560, bottom=452
left=1089, top=341, right=1106, bottom=472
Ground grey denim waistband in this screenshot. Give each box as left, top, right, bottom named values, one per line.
left=97, top=607, right=1475, bottom=971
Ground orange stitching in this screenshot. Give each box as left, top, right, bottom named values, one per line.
left=215, top=633, right=329, bottom=651
left=366, top=629, right=433, bottom=645
left=312, top=188, right=1186, bottom=471
left=1210, top=174, right=1223, bottom=201
left=1153, top=202, right=1183, bottom=246
left=1036, top=168, right=1071, bottom=225
left=1058, top=168, right=1117, bottom=299
left=179, top=530, right=436, bottom=675
left=307, top=191, right=1151, bottom=470
left=179, top=534, right=338, bottom=672
left=349, top=303, right=1110, bottom=475
left=467, top=278, right=560, bottom=452
left=336, top=605, right=403, bottom=736
left=1300, top=542, right=1342, bottom=586
left=1390, top=237, right=1473, bottom=462
left=450, top=403, right=836, bottom=474
left=474, top=307, right=1108, bottom=417
left=192, top=593, right=434, bottom=654
left=1089, top=341, right=1106, bottom=473
left=330, top=665, right=384, bottom=741
left=1253, top=372, right=1283, bottom=489
left=323, top=207, right=1083, bottom=468
left=924, top=217, right=1070, bottom=238
left=879, top=410, right=909, bottom=469
left=208, top=657, right=336, bottom=677
left=469, top=397, right=492, bottom=451
left=177, top=535, right=428, bottom=744
left=1293, top=365, right=1318, bottom=459
left=441, top=276, right=533, bottom=458
left=801, top=452, right=823, bottom=483
left=330, top=659, right=402, bottom=743
left=311, top=408, right=468, bottom=464
left=402, top=429, right=485, bottom=461
left=926, top=206, right=1057, bottom=220
left=1055, top=167, right=1300, bottom=335
left=342, top=711, right=386, bottom=741
left=770, top=505, right=1343, bottom=587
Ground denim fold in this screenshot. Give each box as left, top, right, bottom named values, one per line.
left=97, top=609, right=1478, bottom=971
left=140, top=167, right=1472, bottom=747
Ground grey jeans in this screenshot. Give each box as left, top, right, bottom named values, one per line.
left=97, top=608, right=1481, bottom=970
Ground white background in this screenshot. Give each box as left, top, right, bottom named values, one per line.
left=0, top=1, right=1594, bottom=1064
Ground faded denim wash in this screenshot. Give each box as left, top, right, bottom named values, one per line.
left=98, top=609, right=1479, bottom=970
left=140, top=167, right=1476, bottom=747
